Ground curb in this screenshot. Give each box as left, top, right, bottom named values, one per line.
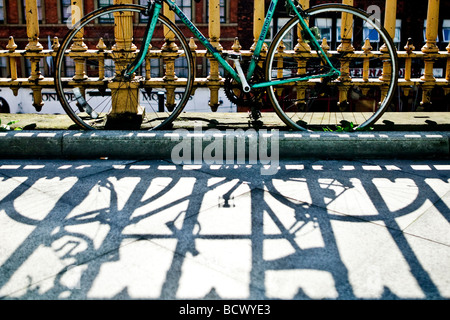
left=0, top=130, right=449, bottom=160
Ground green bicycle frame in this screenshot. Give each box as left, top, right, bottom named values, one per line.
left=127, top=0, right=340, bottom=89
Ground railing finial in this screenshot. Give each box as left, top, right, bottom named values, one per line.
left=189, top=37, right=198, bottom=52
left=96, top=38, right=107, bottom=52
left=404, top=38, right=415, bottom=54
left=363, top=39, right=373, bottom=54
left=52, top=37, right=60, bottom=51
left=232, top=37, right=242, bottom=52
left=6, top=36, right=17, bottom=52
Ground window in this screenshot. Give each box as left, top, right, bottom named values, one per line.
left=175, top=58, right=189, bottom=78
left=139, top=0, right=149, bottom=22
left=139, top=0, right=192, bottom=23
left=175, top=0, right=192, bottom=22
left=62, top=0, right=71, bottom=24
left=0, top=0, right=4, bottom=23
left=104, top=59, right=115, bottom=78
left=0, top=57, right=7, bottom=77
left=64, top=57, right=75, bottom=77
left=98, top=0, right=113, bottom=8
left=266, top=18, right=293, bottom=50
left=443, top=20, right=450, bottom=43
left=363, top=20, right=380, bottom=43
left=336, top=19, right=341, bottom=42
left=98, top=0, right=114, bottom=23
left=394, top=19, right=401, bottom=45
left=150, top=59, right=160, bottom=78
left=316, top=18, right=333, bottom=42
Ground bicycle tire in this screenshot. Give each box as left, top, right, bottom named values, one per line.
left=265, top=4, right=399, bottom=131
left=55, top=4, right=195, bottom=130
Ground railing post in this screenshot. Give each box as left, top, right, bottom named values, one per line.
left=96, top=38, right=107, bottom=80
left=337, top=0, right=355, bottom=54
left=6, top=36, right=18, bottom=81
left=106, top=0, right=143, bottom=129
left=251, top=0, right=267, bottom=52
left=70, top=0, right=88, bottom=52
left=294, top=0, right=311, bottom=53
left=338, top=0, right=354, bottom=84
left=25, top=0, right=44, bottom=111
left=419, top=0, right=440, bottom=109
left=6, top=36, right=20, bottom=97
left=162, top=2, right=178, bottom=112
left=362, top=39, right=372, bottom=82
left=379, top=0, right=397, bottom=89
left=113, top=0, right=137, bottom=53
left=420, top=0, right=440, bottom=85
left=70, top=0, right=88, bottom=83
left=207, top=0, right=223, bottom=111
left=403, top=38, right=415, bottom=98
left=444, top=42, right=450, bottom=98
left=421, top=0, right=440, bottom=54
left=25, top=0, right=43, bottom=52
left=292, top=0, right=311, bottom=112
left=446, top=42, right=450, bottom=82
left=162, top=1, right=176, bottom=51
left=404, top=38, right=415, bottom=82
left=68, top=0, right=87, bottom=116
left=336, top=0, right=354, bottom=109
left=382, top=0, right=397, bottom=48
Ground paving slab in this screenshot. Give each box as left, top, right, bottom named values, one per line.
left=1, top=159, right=449, bottom=300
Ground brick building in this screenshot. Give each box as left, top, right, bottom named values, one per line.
left=1, top=0, right=449, bottom=77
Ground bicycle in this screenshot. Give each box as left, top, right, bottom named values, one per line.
left=54, top=0, right=398, bottom=131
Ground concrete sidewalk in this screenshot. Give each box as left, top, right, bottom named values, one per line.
left=0, top=112, right=449, bottom=160
left=0, top=158, right=449, bottom=300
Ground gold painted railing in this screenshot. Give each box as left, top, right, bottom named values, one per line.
left=0, top=0, right=448, bottom=114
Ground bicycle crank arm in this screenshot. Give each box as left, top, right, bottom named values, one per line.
left=228, top=55, right=251, bottom=93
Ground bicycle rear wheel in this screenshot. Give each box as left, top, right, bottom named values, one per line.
left=265, top=4, right=398, bottom=131
left=55, top=4, right=194, bottom=130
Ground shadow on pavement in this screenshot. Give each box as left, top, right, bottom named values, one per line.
left=0, top=159, right=449, bottom=300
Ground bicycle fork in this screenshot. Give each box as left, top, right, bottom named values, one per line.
left=124, top=0, right=163, bottom=78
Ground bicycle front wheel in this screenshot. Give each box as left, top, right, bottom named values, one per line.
left=265, top=4, right=398, bottom=131
left=55, top=4, right=194, bottom=130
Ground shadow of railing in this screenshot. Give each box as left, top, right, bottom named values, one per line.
left=0, top=160, right=449, bottom=299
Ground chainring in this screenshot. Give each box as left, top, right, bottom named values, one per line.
left=224, top=63, right=265, bottom=107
